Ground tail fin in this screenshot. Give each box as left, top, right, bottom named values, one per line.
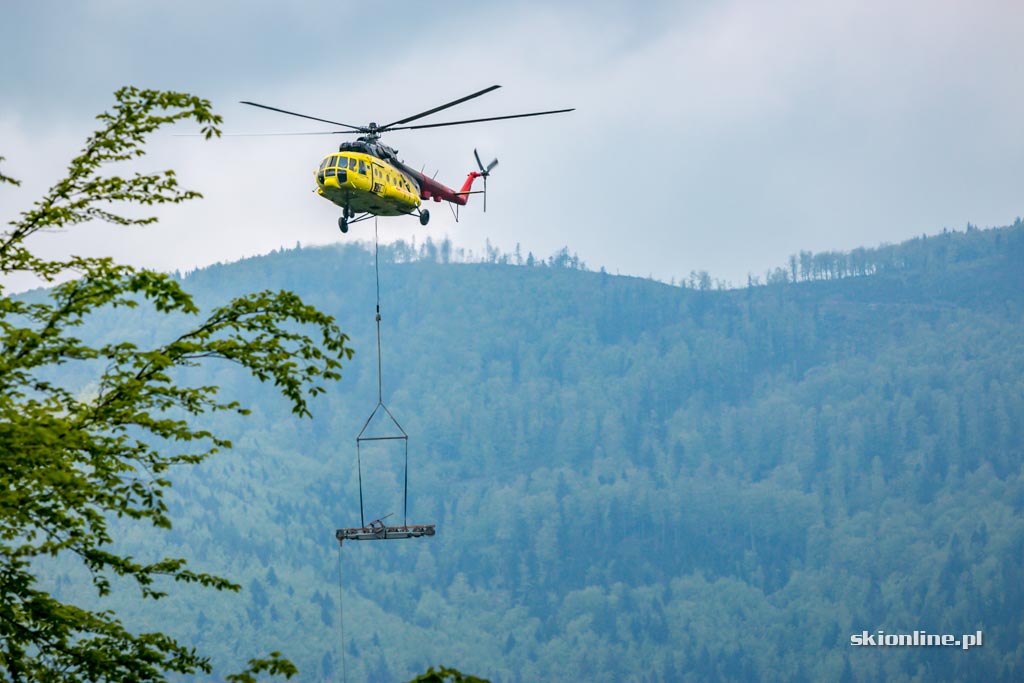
left=459, top=171, right=483, bottom=196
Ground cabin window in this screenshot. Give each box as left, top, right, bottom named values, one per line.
left=348, top=158, right=356, bottom=171
left=358, top=160, right=367, bottom=175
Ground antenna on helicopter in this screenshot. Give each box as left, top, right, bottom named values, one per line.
left=474, top=149, right=499, bottom=212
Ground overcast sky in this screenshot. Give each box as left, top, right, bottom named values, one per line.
left=2, top=0, right=1021, bottom=289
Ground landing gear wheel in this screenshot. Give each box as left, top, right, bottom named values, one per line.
left=419, top=209, right=430, bottom=227
left=338, top=216, right=349, bottom=233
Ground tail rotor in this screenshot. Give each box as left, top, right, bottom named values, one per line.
left=474, top=148, right=498, bottom=211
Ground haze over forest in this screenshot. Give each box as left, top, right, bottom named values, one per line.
left=32, top=222, right=1024, bottom=682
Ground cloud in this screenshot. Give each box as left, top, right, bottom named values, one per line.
left=2, top=0, right=1021, bottom=290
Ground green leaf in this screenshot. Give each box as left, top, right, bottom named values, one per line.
left=0, top=87, right=338, bottom=681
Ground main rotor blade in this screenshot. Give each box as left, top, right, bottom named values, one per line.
left=384, top=108, right=575, bottom=132
left=239, top=101, right=364, bottom=131
left=378, top=85, right=502, bottom=129
left=173, top=130, right=359, bottom=137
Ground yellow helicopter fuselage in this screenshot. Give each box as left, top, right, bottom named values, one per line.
left=315, top=151, right=420, bottom=216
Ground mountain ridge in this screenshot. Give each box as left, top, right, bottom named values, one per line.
left=35, top=221, right=1024, bottom=682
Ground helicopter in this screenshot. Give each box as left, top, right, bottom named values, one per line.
left=239, top=85, right=573, bottom=232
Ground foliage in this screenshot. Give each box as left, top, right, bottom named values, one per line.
left=0, top=88, right=351, bottom=680
left=224, top=652, right=298, bottom=682
left=405, top=666, right=489, bottom=683
left=85, top=224, right=1021, bottom=682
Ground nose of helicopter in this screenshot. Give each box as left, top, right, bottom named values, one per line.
left=317, top=170, right=347, bottom=186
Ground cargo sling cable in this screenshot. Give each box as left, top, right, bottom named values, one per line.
left=336, top=217, right=435, bottom=543
left=337, top=544, right=348, bottom=683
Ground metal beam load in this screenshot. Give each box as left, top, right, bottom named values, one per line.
left=336, top=523, right=436, bottom=544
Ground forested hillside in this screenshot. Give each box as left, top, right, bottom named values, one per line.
left=39, top=223, right=1024, bottom=682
